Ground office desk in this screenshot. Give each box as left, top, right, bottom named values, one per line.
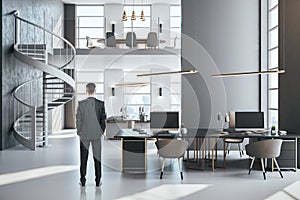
left=220, top=131, right=299, bottom=171
left=115, top=129, right=177, bottom=172
left=180, top=129, right=226, bottom=171
left=106, top=118, right=150, bottom=138
left=180, top=129, right=300, bottom=171
left=115, top=129, right=300, bottom=172
left=115, top=129, right=228, bottom=172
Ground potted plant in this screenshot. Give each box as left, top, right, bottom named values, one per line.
left=271, top=125, right=276, bottom=135
left=181, top=123, right=188, bottom=135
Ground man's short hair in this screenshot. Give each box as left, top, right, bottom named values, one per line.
left=86, top=83, right=96, bottom=94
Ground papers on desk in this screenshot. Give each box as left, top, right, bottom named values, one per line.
left=123, top=130, right=152, bottom=137
left=209, top=132, right=229, bottom=137
left=250, top=129, right=269, bottom=134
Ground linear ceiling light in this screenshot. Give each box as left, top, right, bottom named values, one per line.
left=115, top=82, right=148, bottom=87
left=137, top=69, right=198, bottom=77
left=211, top=69, right=285, bottom=78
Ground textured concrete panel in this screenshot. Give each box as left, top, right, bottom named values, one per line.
left=1, top=0, right=64, bottom=149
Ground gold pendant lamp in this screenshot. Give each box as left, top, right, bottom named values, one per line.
left=131, top=0, right=136, bottom=20
left=140, top=0, right=145, bottom=21
left=122, top=10, right=128, bottom=21
left=122, top=0, right=127, bottom=21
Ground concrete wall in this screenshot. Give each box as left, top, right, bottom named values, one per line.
left=64, top=4, right=76, bottom=47
left=0, top=1, right=2, bottom=148
left=279, top=0, right=300, bottom=133
left=1, top=0, right=64, bottom=150
left=181, top=0, right=260, bottom=129
left=278, top=0, right=300, bottom=167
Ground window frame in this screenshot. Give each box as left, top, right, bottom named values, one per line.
left=75, top=5, right=105, bottom=49
left=267, top=0, right=279, bottom=128
left=76, top=71, right=105, bottom=101
left=170, top=5, right=182, bottom=49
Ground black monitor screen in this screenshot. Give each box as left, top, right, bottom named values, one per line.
left=235, top=112, right=264, bottom=128
left=150, top=112, right=179, bottom=129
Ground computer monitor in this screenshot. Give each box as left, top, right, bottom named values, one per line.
left=235, top=112, right=264, bottom=131
left=150, top=112, right=179, bottom=130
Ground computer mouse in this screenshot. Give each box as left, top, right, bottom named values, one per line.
left=279, top=130, right=287, bottom=135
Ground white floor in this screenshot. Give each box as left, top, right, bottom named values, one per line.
left=0, top=131, right=299, bottom=200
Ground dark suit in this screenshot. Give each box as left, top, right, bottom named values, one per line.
left=76, top=97, right=106, bottom=185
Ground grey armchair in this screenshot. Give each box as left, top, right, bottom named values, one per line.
left=126, top=32, right=137, bottom=48
left=106, top=32, right=116, bottom=47
left=246, top=139, right=283, bottom=180
left=155, top=139, right=188, bottom=180
left=146, top=32, right=159, bottom=48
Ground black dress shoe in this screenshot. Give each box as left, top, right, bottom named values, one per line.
left=80, top=181, right=85, bottom=187
left=96, top=180, right=102, bottom=187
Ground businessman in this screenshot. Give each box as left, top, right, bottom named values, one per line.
left=76, top=83, right=106, bottom=187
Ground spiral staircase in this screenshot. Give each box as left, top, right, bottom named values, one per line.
left=12, top=11, right=76, bottom=150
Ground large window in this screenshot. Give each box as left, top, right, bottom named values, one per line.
left=170, top=74, right=181, bottom=111
left=76, top=68, right=180, bottom=117
left=76, top=71, right=104, bottom=101
left=123, top=71, right=151, bottom=116
left=267, top=0, right=279, bottom=128
left=76, top=5, right=105, bottom=48
left=170, top=5, right=181, bottom=49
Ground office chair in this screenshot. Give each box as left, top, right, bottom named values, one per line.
left=155, top=139, right=188, bottom=180
left=164, top=36, right=178, bottom=49
left=125, top=32, right=137, bottom=48
left=106, top=32, right=116, bottom=47
left=146, top=32, right=159, bottom=48
left=86, top=36, right=101, bottom=48
left=224, top=138, right=244, bottom=157
left=246, top=139, right=283, bottom=180
left=86, top=36, right=95, bottom=48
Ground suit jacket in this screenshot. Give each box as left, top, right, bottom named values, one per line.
left=76, top=97, right=106, bottom=140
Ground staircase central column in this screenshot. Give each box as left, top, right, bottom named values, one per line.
left=43, top=72, right=48, bottom=146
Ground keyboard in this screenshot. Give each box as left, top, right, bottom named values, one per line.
left=154, top=130, right=169, bottom=135
left=154, top=131, right=177, bottom=138
left=251, top=129, right=269, bottom=134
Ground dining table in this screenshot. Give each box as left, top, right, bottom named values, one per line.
left=97, top=38, right=166, bottom=47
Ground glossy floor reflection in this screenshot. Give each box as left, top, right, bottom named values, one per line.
left=0, top=165, right=78, bottom=186
left=0, top=131, right=300, bottom=200
left=116, top=184, right=211, bottom=200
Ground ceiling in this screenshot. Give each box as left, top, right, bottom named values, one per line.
left=61, top=0, right=180, bottom=5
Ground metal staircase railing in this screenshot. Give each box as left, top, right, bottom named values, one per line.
left=12, top=11, right=76, bottom=150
